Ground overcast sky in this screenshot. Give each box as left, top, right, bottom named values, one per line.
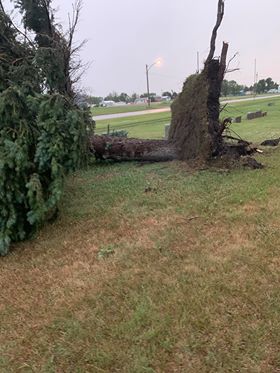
left=7, top=0, right=280, bottom=96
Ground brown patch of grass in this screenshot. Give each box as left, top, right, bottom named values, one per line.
left=0, top=207, right=174, bottom=370
left=241, top=201, right=261, bottom=215
left=2, top=151, right=280, bottom=371
left=202, top=221, right=255, bottom=256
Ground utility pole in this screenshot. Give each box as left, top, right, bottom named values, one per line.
left=146, top=64, right=151, bottom=107
left=254, top=58, right=257, bottom=96
left=145, top=60, right=161, bottom=108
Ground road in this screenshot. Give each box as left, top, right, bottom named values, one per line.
left=92, top=95, right=280, bottom=121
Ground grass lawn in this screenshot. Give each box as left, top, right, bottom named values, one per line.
left=95, top=112, right=172, bottom=138
left=92, top=101, right=170, bottom=116
left=95, top=96, right=280, bottom=142
left=1, top=98, right=280, bottom=372
left=92, top=94, right=278, bottom=117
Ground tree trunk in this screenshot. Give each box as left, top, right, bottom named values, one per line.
left=168, top=0, right=228, bottom=161
left=89, top=0, right=258, bottom=166
left=89, top=136, right=177, bottom=162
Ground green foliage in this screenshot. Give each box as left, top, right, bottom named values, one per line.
left=104, top=92, right=130, bottom=103
left=222, top=78, right=279, bottom=97
left=35, top=47, right=66, bottom=93
left=14, top=0, right=53, bottom=45
left=255, top=78, right=279, bottom=94
left=104, top=129, right=128, bottom=138
left=81, top=94, right=103, bottom=107
left=0, top=88, right=91, bottom=255
left=0, top=2, right=93, bottom=255
left=221, top=80, right=245, bottom=96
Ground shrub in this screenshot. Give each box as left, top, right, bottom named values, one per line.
left=102, top=129, right=128, bottom=138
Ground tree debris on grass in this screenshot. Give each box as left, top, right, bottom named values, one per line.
left=90, top=0, right=263, bottom=169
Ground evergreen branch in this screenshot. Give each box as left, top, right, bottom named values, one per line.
left=0, top=1, right=35, bottom=48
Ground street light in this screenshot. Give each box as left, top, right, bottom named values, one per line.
left=145, top=59, right=161, bottom=108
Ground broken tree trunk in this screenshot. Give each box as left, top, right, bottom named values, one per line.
left=168, top=0, right=228, bottom=160
left=89, top=0, right=257, bottom=165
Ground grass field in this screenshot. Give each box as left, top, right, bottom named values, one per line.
left=92, top=101, right=170, bottom=116
left=95, top=111, right=171, bottom=138
left=95, top=96, right=280, bottom=142
left=1, top=97, right=280, bottom=372
left=92, top=94, right=278, bottom=117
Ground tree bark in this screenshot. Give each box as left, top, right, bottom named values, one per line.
left=89, top=136, right=177, bottom=162
left=168, top=0, right=228, bottom=161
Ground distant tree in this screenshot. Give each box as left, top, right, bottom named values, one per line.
left=131, top=93, right=138, bottom=102
left=244, top=86, right=252, bottom=92
left=221, top=80, right=244, bottom=96
left=266, top=77, right=278, bottom=90
left=221, top=80, right=230, bottom=96
left=162, top=91, right=172, bottom=98
left=256, top=79, right=266, bottom=94
left=86, top=96, right=103, bottom=106
left=255, top=77, right=279, bottom=94
left=119, top=92, right=129, bottom=103
left=140, top=93, right=156, bottom=98
left=105, top=91, right=119, bottom=102
left=104, top=92, right=130, bottom=103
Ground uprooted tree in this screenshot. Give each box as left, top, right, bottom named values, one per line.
left=0, top=0, right=93, bottom=255
left=90, top=0, right=255, bottom=162
left=169, top=0, right=227, bottom=160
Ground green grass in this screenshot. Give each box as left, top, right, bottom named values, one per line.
left=92, top=94, right=278, bottom=117
left=95, top=96, right=280, bottom=142
left=221, top=93, right=273, bottom=101
left=2, top=146, right=280, bottom=371
left=224, top=97, right=280, bottom=142
left=92, top=101, right=170, bottom=116
left=1, top=98, right=280, bottom=372
left=95, top=111, right=171, bottom=138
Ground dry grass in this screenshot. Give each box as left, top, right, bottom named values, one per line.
left=1, top=150, right=280, bottom=372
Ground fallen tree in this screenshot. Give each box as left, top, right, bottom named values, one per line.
left=91, top=136, right=177, bottom=162
left=169, top=0, right=227, bottom=160
left=90, top=0, right=256, bottom=163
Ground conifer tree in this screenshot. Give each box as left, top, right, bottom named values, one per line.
left=0, top=0, right=92, bottom=255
